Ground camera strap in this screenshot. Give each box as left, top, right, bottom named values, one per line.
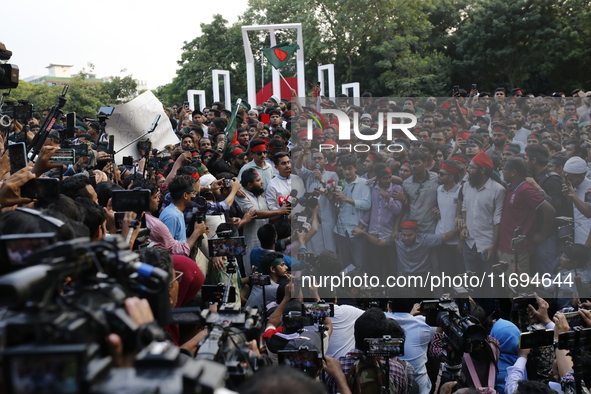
left=463, top=341, right=498, bottom=393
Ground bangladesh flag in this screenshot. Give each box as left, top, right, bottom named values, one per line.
left=262, top=42, right=300, bottom=69
left=222, top=99, right=250, bottom=160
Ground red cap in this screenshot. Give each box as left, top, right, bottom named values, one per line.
left=457, top=132, right=471, bottom=140
left=400, top=221, right=419, bottom=229
left=297, top=130, right=309, bottom=139
left=471, top=151, right=493, bottom=169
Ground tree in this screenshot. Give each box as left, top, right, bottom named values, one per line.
left=101, top=75, right=138, bottom=102
left=451, top=0, right=589, bottom=93
left=155, top=15, right=247, bottom=107
left=242, top=0, right=455, bottom=97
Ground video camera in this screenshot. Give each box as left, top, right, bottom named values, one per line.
left=186, top=195, right=207, bottom=238
left=297, top=251, right=319, bottom=275
left=197, top=227, right=262, bottom=388
left=282, top=301, right=335, bottom=331
left=556, top=216, right=574, bottom=242
left=0, top=99, right=33, bottom=128
left=420, top=288, right=487, bottom=354
left=0, top=236, right=225, bottom=393
left=278, top=346, right=323, bottom=378
left=0, top=43, right=18, bottom=90
left=147, top=154, right=172, bottom=170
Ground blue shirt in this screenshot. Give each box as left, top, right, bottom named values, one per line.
left=334, top=176, right=371, bottom=237
left=394, top=232, right=442, bottom=276
left=159, top=204, right=186, bottom=242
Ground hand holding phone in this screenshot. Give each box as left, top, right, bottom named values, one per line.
left=8, top=142, right=27, bottom=175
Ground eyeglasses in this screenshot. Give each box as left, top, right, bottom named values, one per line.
left=169, top=270, right=184, bottom=288
left=255, top=151, right=268, bottom=156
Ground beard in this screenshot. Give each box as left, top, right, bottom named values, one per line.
left=251, top=185, right=264, bottom=197
left=468, top=169, right=483, bottom=187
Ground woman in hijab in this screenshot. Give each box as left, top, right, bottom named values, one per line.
left=167, top=255, right=205, bottom=353
left=490, top=318, right=523, bottom=394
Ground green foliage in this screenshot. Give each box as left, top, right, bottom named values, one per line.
left=452, top=0, right=591, bottom=92
left=152, top=0, right=591, bottom=102
left=100, top=75, right=138, bottom=102
left=12, top=0, right=590, bottom=111
left=10, top=65, right=139, bottom=117
left=155, top=14, right=246, bottom=107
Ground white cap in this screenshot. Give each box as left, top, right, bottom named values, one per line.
left=564, top=156, right=588, bottom=174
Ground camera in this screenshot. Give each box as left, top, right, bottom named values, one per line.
left=297, top=252, right=319, bottom=274
left=0, top=43, right=19, bottom=90
left=556, top=216, right=574, bottom=241
left=519, top=329, right=555, bottom=349
left=224, top=178, right=233, bottom=188
left=282, top=311, right=315, bottom=330
left=197, top=301, right=262, bottom=387
left=0, top=100, right=33, bottom=128
left=420, top=291, right=486, bottom=354
left=111, top=188, right=152, bottom=212
left=303, top=302, right=335, bottom=320
left=250, top=274, right=271, bottom=286
left=364, top=335, right=405, bottom=357
left=278, top=347, right=322, bottom=378
left=511, top=226, right=527, bottom=252
left=0, top=236, right=207, bottom=392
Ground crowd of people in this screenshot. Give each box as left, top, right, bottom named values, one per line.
left=2, top=86, right=591, bottom=393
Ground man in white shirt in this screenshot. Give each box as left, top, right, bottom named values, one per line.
left=460, top=151, right=506, bottom=274
left=238, top=139, right=274, bottom=192
left=563, top=156, right=591, bottom=246
left=236, top=168, right=290, bottom=273
left=265, top=152, right=304, bottom=211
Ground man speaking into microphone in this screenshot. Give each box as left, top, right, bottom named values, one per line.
left=293, top=149, right=339, bottom=253
left=266, top=152, right=304, bottom=211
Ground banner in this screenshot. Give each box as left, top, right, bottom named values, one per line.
left=105, top=91, right=178, bottom=161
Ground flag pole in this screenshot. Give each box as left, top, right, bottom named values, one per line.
left=277, top=69, right=294, bottom=91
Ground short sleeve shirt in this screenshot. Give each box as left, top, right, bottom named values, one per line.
left=498, top=181, right=545, bottom=254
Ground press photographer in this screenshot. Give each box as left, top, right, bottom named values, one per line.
left=421, top=293, right=499, bottom=393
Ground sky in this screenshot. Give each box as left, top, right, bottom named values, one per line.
left=1, top=0, right=250, bottom=90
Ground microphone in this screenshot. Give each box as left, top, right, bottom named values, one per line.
left=327, top=179, right=341, bottom=208
left=327, top=179, right=336, bottom=191
left=287, top=189, right=299, bottom=207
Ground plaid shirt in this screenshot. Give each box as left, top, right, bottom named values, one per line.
left=324, top=349, right=413, bottom=394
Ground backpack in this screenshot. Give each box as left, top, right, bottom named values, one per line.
left=346, top=356, right=398, bottom=394
left=464, top=352, right=498, bottom=394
